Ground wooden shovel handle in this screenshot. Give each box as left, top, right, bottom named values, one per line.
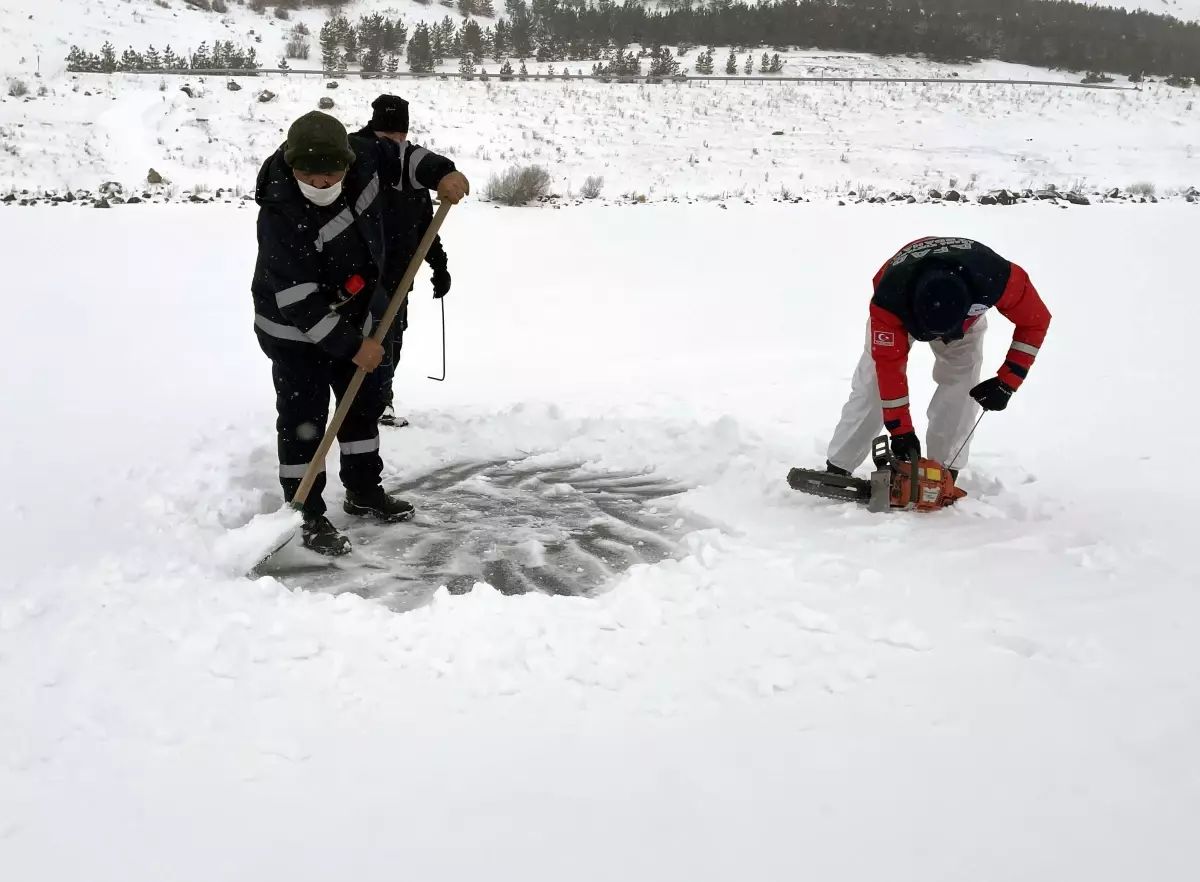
left=292, top=200, right=453, bottom=508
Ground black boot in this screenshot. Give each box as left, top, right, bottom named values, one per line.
left=302, top=515, right=351, bottom=557
left=343, top=486, right=416, bottom=523
left=378, top=404, right=410, bottom=428
left=825, top=460, right=851, bottom=477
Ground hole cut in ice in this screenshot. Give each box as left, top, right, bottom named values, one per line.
left=260, top=458, right=704, bottom=612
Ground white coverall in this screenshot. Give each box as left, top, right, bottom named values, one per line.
left=826, top=315, right=986, bottom=472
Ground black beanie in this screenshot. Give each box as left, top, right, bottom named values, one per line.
left=284, top=111, right=355, bottom=173
left=369, top=94, right=410, bottom=134
left=912, top=267, right=970, bottom=338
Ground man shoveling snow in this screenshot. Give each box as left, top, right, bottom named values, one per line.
left=250, top=110, right=468, bottom=556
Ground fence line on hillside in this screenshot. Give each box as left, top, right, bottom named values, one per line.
left=116, top=68, right=1137, bottom=90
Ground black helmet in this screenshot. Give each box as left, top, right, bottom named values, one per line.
left=912, top=266, right=970, bottom=339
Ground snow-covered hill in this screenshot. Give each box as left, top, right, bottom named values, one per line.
left=1, top=0, right=472, bottom=78
left=1, top=66, right=1192, bottom=203
left=5, top=0, right=1197, bottom=201
left=7, top=0, right=1200, bottom=83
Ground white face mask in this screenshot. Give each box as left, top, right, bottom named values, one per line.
left=296, top=177, right=343, bottom=207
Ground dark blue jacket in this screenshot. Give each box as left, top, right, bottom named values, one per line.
left=251, top=134, right=454, bottom=361
left=354, top=127, right=449, bottom=295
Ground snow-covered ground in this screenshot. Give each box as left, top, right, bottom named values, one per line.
left=2, top=69, right=1193, bottom=202
left=2, top=202, right=1197, bottom=880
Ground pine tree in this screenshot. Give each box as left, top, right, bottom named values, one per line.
left=511, top=15, right=533, bottom=59
left=279, top=57, right=290, bottom=71
left=458, top=0, right=473, bottom=18
left=408, top=23, right=435, bottom=73
left=362, top=45, right=383, bottom=73
left=162, top=45, right=179, bottom=70
left=320, top=22, right=338, bottom=71
left=518, top=60, right=528, bottom=80
left=725, top=49, right=737, bottom=75
left=695, top=48, right=713, bottom=75
left=344, top=29, right=358, bottom=64
left=144, top=45, right=162, bottom=71
left=743, top=54, right=753, bottom=75
left=759, top=52, right=770, bottom=73
left=463, top=19, right=484, bottom=59
left=477, top=0, right=496, bottom=16
left=500, top=59, right=514, bottom=80
left=459, top=52, right=475, bottom=79
left=65, top=46, right=86, bottom=72
left=336, top=51, right=348, bottom=73
left=547, top=63, right=555, bottom=77
left=440, top=17, right=458, bottom=56
left=493, top=20, right=509, bottom=61
left=100, top=41, right=118, bottom=73
left=649, top=46, right=679, bottom=77
left=384, top=20, right=408, bottom=53
left=210, top=41, right=226, bottom=68
left=120, top=48, right=143, bottom=71
left=481, top=26, right=495, bottom=60
left=769, top=53, right=783, bottom=74
left=245, top=46, right=260, bottom=71
left=192, top=42, right=211, bottom=70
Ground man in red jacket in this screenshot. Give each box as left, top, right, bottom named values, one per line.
left=825, top=237, right=1051, bottom=476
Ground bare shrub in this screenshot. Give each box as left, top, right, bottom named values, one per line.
left=285, top=38, right=310, bottom=60
left=211, top=0, right=229, bottom=12
left=7, top=79, right=29, bottom=98
left=485, top=164, right=552, bottom=205
left=274, top=6, right=291, bottom=20
left=1129, top=181, right=1156, bottom=197
left=580, top=175, right=604, bottom=199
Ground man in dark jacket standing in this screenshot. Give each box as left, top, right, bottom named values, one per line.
left=355, top=95, right=452, bottom=428
left=251, top=110, right=468, bottom=555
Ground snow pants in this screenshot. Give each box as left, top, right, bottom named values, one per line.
left=378, top=299, right=409, bottom=410
left=267, top=344, right=386, bottom=518
left=826, top=315, right=986, bottom=472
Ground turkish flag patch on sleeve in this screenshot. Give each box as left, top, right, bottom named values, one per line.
left=873, top=330, right=895, bottom=347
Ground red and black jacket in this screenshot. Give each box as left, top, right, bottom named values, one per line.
left=870, top=237, right=1052, bottom=435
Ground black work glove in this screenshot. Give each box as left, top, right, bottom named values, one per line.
left=431, top=267, right=451, bottom=299
left=970, top=377, right=1015, bottom=411
left=890, top=431, right=921, bottom=462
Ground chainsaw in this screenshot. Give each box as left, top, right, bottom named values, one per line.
left=787, top=435, right=967, bottom=513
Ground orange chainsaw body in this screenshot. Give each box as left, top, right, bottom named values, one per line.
left=866, top=435, right=967, bottom=513
left=884, top=459, right=967, bottom=512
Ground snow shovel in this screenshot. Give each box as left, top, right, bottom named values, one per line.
left=245, top=201, right=454, bottom=574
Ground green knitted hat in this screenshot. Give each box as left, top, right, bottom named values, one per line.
left=284, top=111, right=356, bottom=173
